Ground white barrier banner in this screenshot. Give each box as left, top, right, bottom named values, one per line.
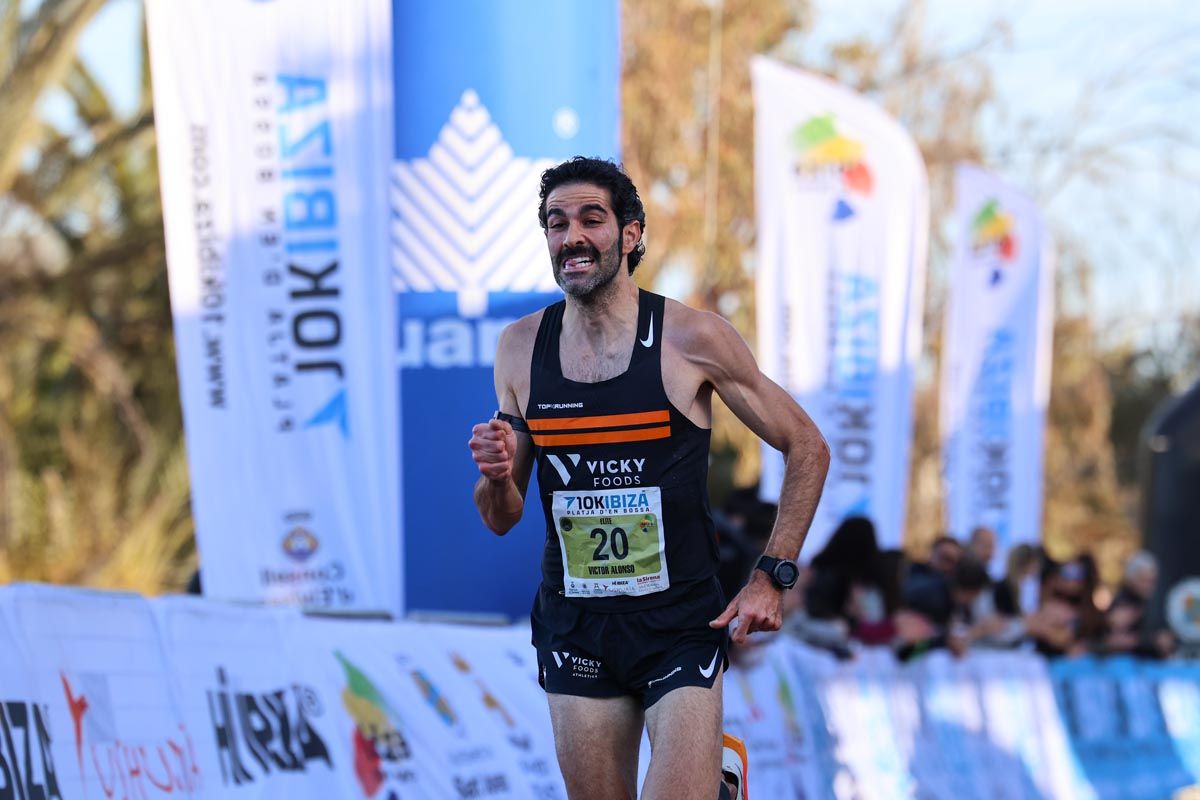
left=304, top=617, right=536, bottom=799
left=7, top=585, right=200, bottom=799
left=819, top=648, right=916, bottom=798
left=941, top=165, right=1053, bottom=565
left=152, top=598, right=349, bottom=798
left=0, top=589, right=61, bottom=799
left=723, top=649, right=796, bottom=798
left=752, top=57, right=929, bottom=551
left=5, top=585, right=1200, bottom=798
left=146, top=0, right=399, bottom=612
left=426, top=624, right=568, bottom=800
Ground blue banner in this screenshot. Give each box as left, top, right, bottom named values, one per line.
left=1051, top=656, right=1197, bottom=799
left=392, top=1, right=621, bottom=617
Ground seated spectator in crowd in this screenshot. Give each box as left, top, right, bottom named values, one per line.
left=1105, top=550, right=1175, bottom=658
left=799, top=516, right=898, bottom=648
left=896, top=554, right=991, bottom=659
left=967, top=526, right=997, bottom=574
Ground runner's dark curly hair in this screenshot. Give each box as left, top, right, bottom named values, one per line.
left=537, top=156, right=646, bottom=273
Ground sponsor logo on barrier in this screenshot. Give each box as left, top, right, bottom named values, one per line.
left=336, top=653, right=416, bottom=796
left=971, top=199, right=1018, bottom=286
left=62, top=673, right=202, bottom=797
left=206, top=667, right=332, bottom=786
left=790, top=113, right=874, bottom=222
left=0, top=698, right=61, bottom=800
left=411, top=670, right=460, bottom=730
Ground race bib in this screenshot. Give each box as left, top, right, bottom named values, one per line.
left=552, top=487, right=669, bottom=598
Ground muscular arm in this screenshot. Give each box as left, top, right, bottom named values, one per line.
left=682, top=310, right=830, bottom=641
left=470, top=322, right=536, bottom=535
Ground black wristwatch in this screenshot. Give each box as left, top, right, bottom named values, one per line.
left=755, top=555, right=800, bottom=590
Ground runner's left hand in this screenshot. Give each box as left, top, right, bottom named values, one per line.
left=709, top=570, right=783, bottom=645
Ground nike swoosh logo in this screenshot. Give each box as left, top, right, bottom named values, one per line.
left=647, top=666, right=681, bottom=688
left=699, top=649, right=721, bottom=679
left=639, top=313, right=655, bottom=348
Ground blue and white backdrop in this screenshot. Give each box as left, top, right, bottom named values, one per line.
left=150, top=0, right=619, bottom=617
left=391, top=2, right=620, bottom=617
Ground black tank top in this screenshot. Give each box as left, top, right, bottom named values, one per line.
left=525, top=290, right=719, bottom=611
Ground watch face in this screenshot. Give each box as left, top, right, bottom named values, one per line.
left=776, top=561, right=799, bottom=587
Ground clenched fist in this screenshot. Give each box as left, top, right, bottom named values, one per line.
left=469, top=419, right=518, bottom=482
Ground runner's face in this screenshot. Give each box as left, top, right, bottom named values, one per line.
left=545, top=183, right=625, bottom=298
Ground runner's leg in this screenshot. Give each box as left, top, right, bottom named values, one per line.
left=548, top=693, right=643, bottom=800
left=641, top=670, right=724, bottom=799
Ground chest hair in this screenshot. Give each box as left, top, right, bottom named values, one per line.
left=559, top=337, right=634, bottom=383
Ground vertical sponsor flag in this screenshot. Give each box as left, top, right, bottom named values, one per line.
left=941, top=165, right=1053, bottom=565
left=147, top=0, right=399, bottom=611
left=752, top=57, right=929, bottom=551
left=392, top=2, right=620, bottom=616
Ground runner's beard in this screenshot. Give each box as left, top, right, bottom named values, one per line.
left=553, top=236, right=623, bottom=300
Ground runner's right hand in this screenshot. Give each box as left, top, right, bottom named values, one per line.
left=469, top=419, right=517, bottom=482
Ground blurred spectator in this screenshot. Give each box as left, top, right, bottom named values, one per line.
left=1021, top=546, right=1050, bottom=612
left=1027, top=558, right=1089, bottom=657
left=878, top=548, right=910, bottom=618
left=967, top=526, right=997, bottom=573
left=1075, top=553, right=1108, bottom=647
left=897, top=554, right=991, bottom=659
left=1104, top=550, right=1175, bottom=658
left=993, top=544, right=1039, bottom=617
left=970, top=544, right=1038, bottom=649
left=907, top=534, right=963, bottom=589
left=803, top=516, right=897, bottom=646
left=714, top=489, right=777, bottom=607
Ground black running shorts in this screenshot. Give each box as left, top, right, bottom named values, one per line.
left=530, top=579, right=730, bottom=709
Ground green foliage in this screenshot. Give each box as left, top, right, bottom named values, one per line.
left=0, top=0, right=191, bottom=592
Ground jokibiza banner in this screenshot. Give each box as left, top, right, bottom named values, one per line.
left=146, top=0, right=400, bottom=612
left=940, top=165, right=1053, bottom=567
left=391, top=2, right=620, bottom=617
left=751, top=57, right=929, bottom=552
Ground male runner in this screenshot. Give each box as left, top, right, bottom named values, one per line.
left=469, top=157, right=828, bottom=800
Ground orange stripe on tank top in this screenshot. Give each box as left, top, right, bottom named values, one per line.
left=526, top=409, right=670, bottom=432
left=531, top=425, right=672, bottom=447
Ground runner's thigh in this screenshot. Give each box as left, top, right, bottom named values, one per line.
left=641, top=670, right=724, bottom=800
left=548, top=693, right=643, bottom=800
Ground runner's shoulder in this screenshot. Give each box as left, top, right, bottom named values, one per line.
left=493, top=308, right=545, bottom=377
left=662, top=299, right=745, bottom=362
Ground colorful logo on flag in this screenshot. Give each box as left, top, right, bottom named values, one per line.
left=971, top=199, right=1018, bottom=285
left=282, top=527, right=319, bottom=562
left=337, top=654, right=412, bottom=798
left=791, top=113, right=874, bottom=222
